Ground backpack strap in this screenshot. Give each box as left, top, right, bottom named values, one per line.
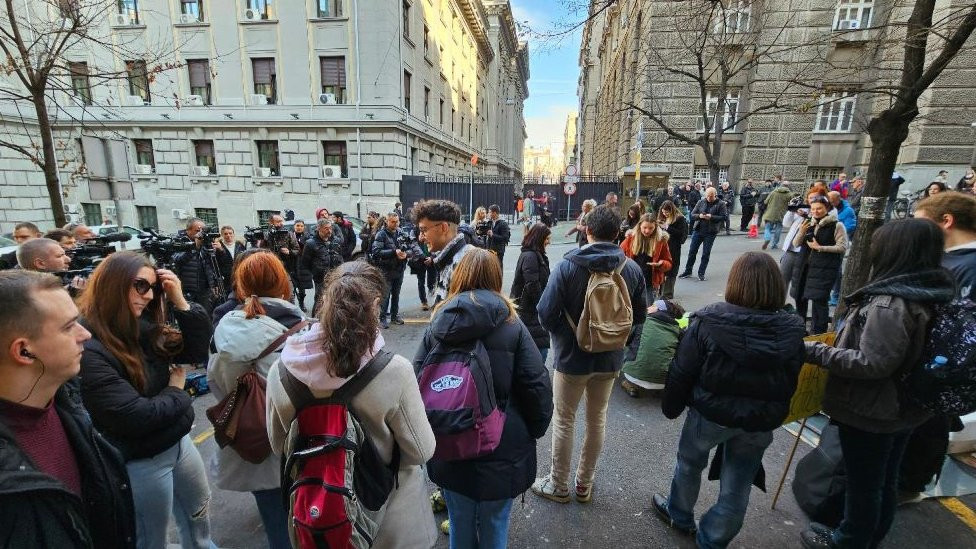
left=256, top=319, right=310, bottom=360
left=563, top=260, right=627, bottom=330
left=278, top=348, right=395, bottom=412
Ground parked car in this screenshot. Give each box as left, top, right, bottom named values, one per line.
left=0, top=235, right=17, bottom=258
left=86, top=224, right=149, bottom=250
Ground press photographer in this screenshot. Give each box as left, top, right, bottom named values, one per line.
left=257, top=215, right=300, bottom=268
left=17, top=238, right=89, bottom=294
left=370, top=212, right=420, bottom=328
left=171, top=218, right=223, bottom=314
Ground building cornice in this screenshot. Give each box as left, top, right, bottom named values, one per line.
left=456, top=0, right=495, bottom=64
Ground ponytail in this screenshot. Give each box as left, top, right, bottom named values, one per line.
left=243, top=295, right=267, bottom=319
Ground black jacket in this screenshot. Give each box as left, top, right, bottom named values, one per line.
left=739, top=185, right=759, bottom=208
left=719, top=187, right=736, bottom=211
left=260, top=229, right=300, bottom=273
left=301, top=231, right=344, bottom=283
left=414, top=289, right=553, bottom=501
left=690, top=198, right=728, bottom=235
left=214, top=240, right=245, bottom=287
left=663, top=216, right=689, bottom=274
left=79, top=304, right=212, bottom=461
left=944, top=246, right=976, bottom=300
left=173, top=243, right=220, bottom=297
left=510, top=249, right=550, bottom=350
left=371, top=226, right=420, bottom=273
left=486, top=218, right=511, bottom=257
left=676, top=186, right=700, bottom=208
left=537, top=242, right=647, bottom=375
left=0, top=382, right=136, bottom=549
left=663, top=302, right=806, bottom=432
left=0, top=249, right=16, bottom=270
left=292, top=232, right=314, bottom=290
left=335, top=220, right=357, bottom=260
left=791, top=215, right=845, bottom=301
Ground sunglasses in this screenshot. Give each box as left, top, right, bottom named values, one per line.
left=132, top=278, right=156, bottom=296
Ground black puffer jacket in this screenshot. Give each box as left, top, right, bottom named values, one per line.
left=173, top=241, right=220, bottom=297
left=293, top=231, right=314, bottom=290
left=663, top=215, right=689, bottom=275
left=510, top=248, right=550, bottom=350
left=301, top=231, right=344, bottom=284
left=79, top=304, right=212, bottom=460
left=0, top=381, right=136, bottom=549
left=414, top=289, right=553, bottom=501
left=663, top=302, right=806, bottom=432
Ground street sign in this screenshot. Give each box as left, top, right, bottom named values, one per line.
left=563, top=181, right=578, bottom=196
left=566, top=165, right=578, bottom=177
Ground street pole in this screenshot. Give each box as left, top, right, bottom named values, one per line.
left=633, top=120, right=645, bottom=206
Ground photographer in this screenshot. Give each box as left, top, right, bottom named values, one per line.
left=301, top=217, right=344, bottom=315
left=43, top=229, right=77, bottom=251
left=17, top=238, right=72, bottom=273
left=173, top=218, right=222, bottom=314
left=486, top=204, right=511, bottom=264
left=371, top=212, right=420, bottom=328
left=259, top=215, right=300, bottom=269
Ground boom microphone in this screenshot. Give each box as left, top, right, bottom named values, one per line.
left=94, top=233, right=133, bottom=243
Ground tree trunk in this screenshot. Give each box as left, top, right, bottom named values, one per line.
left=33, top=91, right=67, bottom=227
left=839, top=114, right=910, bottom=302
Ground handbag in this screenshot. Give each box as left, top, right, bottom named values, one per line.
left=206, top=320, right=308, bottom=464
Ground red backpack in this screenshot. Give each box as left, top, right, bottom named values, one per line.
left=278, top=350, right=400, bottom=548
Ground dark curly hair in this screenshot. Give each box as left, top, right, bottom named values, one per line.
left=317, top=261, right=388, bottom=378
left=412, top=199, right=461, bottom=225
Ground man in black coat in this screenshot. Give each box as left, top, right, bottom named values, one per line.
left=301, top=218, right=344, bottom=316
left=679, top=188, right=728, bottom=281
left=485, top=204, right=511, bottom=265
left=173, top=218, right=222, bottom=314
left=0, top=271, right=136, bottom=549
left=718, top=182, right=736, bottom=235
left=1, top=222, right=42, bottom=270
left=738, top=179, right=759, bottom=231
left=371, top=212, right=420, bottom=329
left=332, top=211, right=357, bottom=261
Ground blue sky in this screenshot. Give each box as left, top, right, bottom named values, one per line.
left=512, top=0, right=582, bottom=148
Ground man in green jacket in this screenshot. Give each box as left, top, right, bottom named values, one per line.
left=762, top=182, right=794, bottom=250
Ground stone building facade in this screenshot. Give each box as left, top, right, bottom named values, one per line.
left=0, top=0, right=528, bottom=233
left=577, top=0, right=976, bottom=190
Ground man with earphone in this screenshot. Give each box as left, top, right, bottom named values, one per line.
left=0, top=270, right=136, bottom=548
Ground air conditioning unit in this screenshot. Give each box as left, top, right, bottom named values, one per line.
left=179, top=13, right=198, bottom=24
left=113, top=14, right=131, bottom=26
left=105, top=206, right=117, bottom=217
left=134, top=164, right=153, bottom=175
left=244, top=8, right=260, bottom=21
left=63, top=203, right=80, bottom=215
left=254, top=167, right=272, bottom=177
left=250, top=93, right=268, bottom=105
left=171, top=208, right=189, bottom=220
left=318, top=93, right=338, bottom=105
left=321, top=165, right=342, bottom=178
left=185, top=95, right=204, bottom=106
left=193, top=166, right=212, bottom=176
left=127, top=95, right=147, bottom=106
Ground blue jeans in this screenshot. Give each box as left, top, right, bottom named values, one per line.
left=442, top=489, right=514, bottom=549
left=253, top=488, right=290, bottom=549
left=381, top=269, right=405, bottom=319
left=832, top=423, right=912, bottom=549
left=666, top=408, right=774, bottom=549
left=683, top=232, right=717, bottom=277
left=126, top=435, right=215, bottom=549
left=764, top=221, right=783, bottom=248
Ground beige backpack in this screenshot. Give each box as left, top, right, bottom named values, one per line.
left=565, top=261, right=633, bottom=352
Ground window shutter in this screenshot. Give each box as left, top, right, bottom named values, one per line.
left=195, top=140, right=214, bottom=157
left=69, top=62, right=88, bottom=76
left=320, top=57, right=345, bottom=87
left=188, top=60, right=209, bottom=87
left=252, top=58, right=274, bottom=84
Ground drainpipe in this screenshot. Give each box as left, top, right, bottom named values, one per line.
left=354, top=0, right=363, bottom=217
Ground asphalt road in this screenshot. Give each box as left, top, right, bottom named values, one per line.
left=181, top=229, right=976, bottom=548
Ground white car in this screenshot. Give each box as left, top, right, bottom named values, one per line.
left=0, top=234, right=17, bottom=257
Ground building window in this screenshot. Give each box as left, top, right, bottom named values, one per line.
left=126, top=60, right=149, bottom=103
left=69, top=62, right=92, bottom=105
left=132, top=139, right=154, bottom=170
left=807, top=167, right=844, bottom=183
left=195, top=208, right=218, bottom=227
left=180, top=0, right=203, bottom=21
left=424, top=87, right=430, bottom=120
left=423, top=25, right=430, bottom=56
left=403, top=70, right=412, bottom=112
left=451, top=108, right=455, bottom=132
left=815, top=91, right=857, bottom=133
left=439, top=98, right=445, bottom=127
left=136, top=205, right=158, bottom=230
left=697, top=90, right=740, bottom=133
left=256, top=140, right=280, bottom=176
left=402, top=0, right=411, bottom=40
left=322, top=141, right=348, bottom=177
left=193, top=140, right=216, bottom=174
left=257, top=210, right=279, bottom=225
left=714, top=1, right=750, bottom=33
left=692, top=166, right=730, bottom=183
left=81, top=203, right=102, bottom=227
left=247, top=0, right=273, bottom=19
left=833, top=0, right=873, bottom=30
left=461, top=115, right=465, bottom=137
left=117, top=0, right=140, bottom=24
left=252, top=58, right=277, bottom=104
left=187, top=59, right=211, bottom=104
left=317, top=0, right=341, bottom=18
left=319, top=56, right=346, bottom=103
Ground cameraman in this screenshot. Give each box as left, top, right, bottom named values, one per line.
left=43, top=229, right=77, bottom=251
left=301, top=218, right=344, bottom=316
left=485, top=204, right=511, bottom=265
left=17, top=238, right=72, bottom=273
left=173, top=218, right=221, bottom=314
left=371, top=212, right=419, bottom=328
left=260, top=215, right=299, bottom=265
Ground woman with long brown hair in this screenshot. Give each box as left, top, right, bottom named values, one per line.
left=267, top=261, right=438, bottom=548
left=620, top=213, right=673, bottom=302
left=78, top=251, right=213, bottom=549
left=209, top=252, right=304, bottom=549
left=416, top=248, right=553, bottom=548
left=511, top=222, right=552, bottom=358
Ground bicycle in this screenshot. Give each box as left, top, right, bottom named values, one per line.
left=891, top=189, right=925, bottom=219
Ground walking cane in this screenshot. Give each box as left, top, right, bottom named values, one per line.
left=771, top=417, right=808, bottom=510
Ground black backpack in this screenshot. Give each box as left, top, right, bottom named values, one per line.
left=792, top=424, right=846, bottom=528
left=902, top=299, right=976, bottom=415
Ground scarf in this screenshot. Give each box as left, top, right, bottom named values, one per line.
left=433, top=233, right=468, bottom=272
left=846, top=269, right=956, bottom=306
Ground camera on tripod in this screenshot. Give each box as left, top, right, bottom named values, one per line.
left=139, top=229, right=196, bottom=267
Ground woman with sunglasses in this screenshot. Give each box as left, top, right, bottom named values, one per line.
left=790, top=195, right=847, bottom=334
left=79, top=252, right=214, bottom=549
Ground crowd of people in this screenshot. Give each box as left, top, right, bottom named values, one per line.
left=1, top=170, right=975, bottom=549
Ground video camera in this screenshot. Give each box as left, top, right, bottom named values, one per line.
left=66, top=232, right=132, bottom=270
left=243, top=225, right=290, bottom=247
left=475, top=220, right=491, bottom=237
left=139, top=229, right=196, bottom=267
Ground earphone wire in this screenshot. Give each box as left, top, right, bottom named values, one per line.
left=18, top=357, right=46, bottom=404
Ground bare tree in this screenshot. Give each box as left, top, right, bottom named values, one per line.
left=0, top=0, right=183, bottom=226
